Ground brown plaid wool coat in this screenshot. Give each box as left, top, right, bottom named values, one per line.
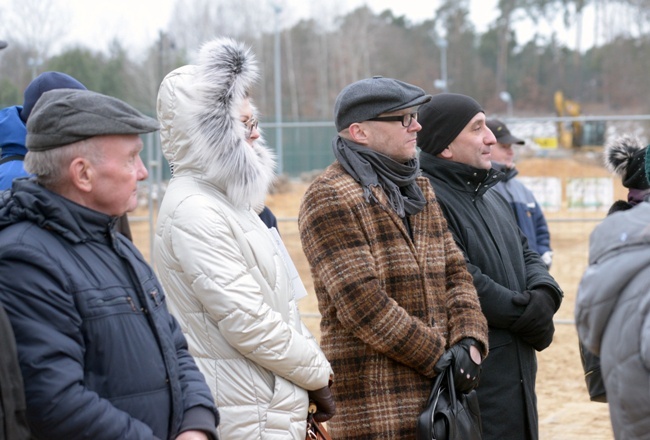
left=298, top=162, right=489, bottom=439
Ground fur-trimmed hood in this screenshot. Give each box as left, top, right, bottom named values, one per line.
left=156, top=38, right=276, bottom=210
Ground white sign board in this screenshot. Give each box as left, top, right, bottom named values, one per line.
left=519, top=177, right=563, bottom=212
left=565, top=178, right=613, bottom=211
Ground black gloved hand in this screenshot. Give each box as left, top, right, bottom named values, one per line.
left=308, top=385, right=336, bottom=422
left=510, top=289, right=556, bottom=351
left=434, top=338, right=482, bottom=394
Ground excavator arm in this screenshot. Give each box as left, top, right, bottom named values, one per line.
left=554, top=90, right=603, bottom=149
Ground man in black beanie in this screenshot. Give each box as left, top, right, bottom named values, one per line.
left=418, top=93, right=563, bottom=440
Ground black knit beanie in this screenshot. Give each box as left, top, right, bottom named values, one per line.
left=417, top=93, right=484, bottom=156
left=604, top=135, right=650, bottom=190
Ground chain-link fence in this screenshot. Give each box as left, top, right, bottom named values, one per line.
left=134, top=115, right=650, bottom=265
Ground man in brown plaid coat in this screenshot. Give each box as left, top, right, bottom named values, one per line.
left=298, top=76, right=489, bottom=439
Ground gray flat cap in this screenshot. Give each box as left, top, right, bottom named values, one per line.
left=26, top=89, right=160, bottom=151
left=334, top=76, right=431, bottom=132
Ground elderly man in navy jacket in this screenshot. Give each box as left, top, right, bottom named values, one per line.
left=0, top=89, right=219, bottom=440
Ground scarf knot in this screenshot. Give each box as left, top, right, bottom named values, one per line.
left=332, top=136, right=426, bottom=217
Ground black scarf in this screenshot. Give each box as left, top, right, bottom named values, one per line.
left=332, top=136, right=426, bottom=218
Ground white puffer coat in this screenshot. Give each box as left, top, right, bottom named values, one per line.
left=154, top=38, right=332, bottom=439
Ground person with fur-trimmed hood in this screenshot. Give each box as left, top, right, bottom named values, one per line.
left=154, top=38, right=334, bottom=439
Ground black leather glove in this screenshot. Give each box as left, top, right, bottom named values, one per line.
left=435, top=338, right=482, bottom=394
left=510, top=289, right=556, bottom=351
left=308, top=385, right=336, bottom=422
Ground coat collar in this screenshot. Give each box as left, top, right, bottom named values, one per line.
left=0, top=178, right=116, bottom=244
left=491, top=162, right=518, bottom=182
left=419, top=152, right=504, bottom=197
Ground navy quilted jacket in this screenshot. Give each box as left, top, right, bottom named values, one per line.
left=0, top=179, right=218, bottom=439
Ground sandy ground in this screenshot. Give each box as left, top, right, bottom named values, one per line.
left=132, top=154, right=621, bottom=439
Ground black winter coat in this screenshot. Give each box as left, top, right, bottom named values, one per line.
left=0, top=179, right=218, bottom=440
left=420, top=153, right=562, bottom=440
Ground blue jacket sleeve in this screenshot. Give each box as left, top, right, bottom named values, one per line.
left=531, top=201, right=551, bottom=255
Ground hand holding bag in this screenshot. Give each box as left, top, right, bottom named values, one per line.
left=306, top=403, right=333, bottom=440
left=416, top=365, right=482, bottom=440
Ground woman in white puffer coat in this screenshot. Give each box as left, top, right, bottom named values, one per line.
left=154, top=37, right=334, bottom=439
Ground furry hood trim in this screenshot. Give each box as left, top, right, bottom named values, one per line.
left=157, top=37, right=276, bottom=210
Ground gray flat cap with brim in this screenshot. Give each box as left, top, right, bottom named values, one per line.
left=26, top=88, right=160, bottom=151
left=334, top=76, right=431, bottom=132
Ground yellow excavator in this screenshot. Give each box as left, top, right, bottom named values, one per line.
left=554, top=90, right=606, bottom=149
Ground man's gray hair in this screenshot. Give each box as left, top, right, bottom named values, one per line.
left=24, top=138, right=104, bottom=189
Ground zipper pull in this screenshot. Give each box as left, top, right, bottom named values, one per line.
left=126, top=296, right=137, bottom=312
left=149, top=289, right=160, bottom=306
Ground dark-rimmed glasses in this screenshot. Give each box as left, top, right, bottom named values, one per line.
left=244, top=118, right=259, bottom=139
left=367, top=112, right=418, bottom=128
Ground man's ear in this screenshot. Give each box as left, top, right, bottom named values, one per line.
left=439, top=146, right=452, bottom=159
left=348, top=122, right=369, bottom=145
left=68, top=157, right=94, bottom=193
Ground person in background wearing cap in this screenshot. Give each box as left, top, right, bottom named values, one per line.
left=486, top=118, right=553, bottom=268
left=0, top=71, right=133, bottom=240
left=575, top=135, right=650, bottom=439
left=417, top=93, right=562, bottom=440
left=298, top=77, right=488, bottom=438
left=154, top=38, right=333, bottom=439
left=0, top=88, right=219, bottom=440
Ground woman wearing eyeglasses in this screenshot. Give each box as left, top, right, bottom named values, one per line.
left=154, top=38, right=334, bottom=439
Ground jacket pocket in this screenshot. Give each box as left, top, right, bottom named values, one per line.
left=79, top=287, right=141, bottom=319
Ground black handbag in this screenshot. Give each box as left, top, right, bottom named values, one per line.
left=416, top=365, right=482, bottom=440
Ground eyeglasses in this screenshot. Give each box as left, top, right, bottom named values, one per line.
left=243, top=118, right=259, bottom=139
left=367, top=112, right=418, bottom=128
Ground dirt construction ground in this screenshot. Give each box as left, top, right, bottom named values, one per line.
left=132, top=154, right=621, bottom=440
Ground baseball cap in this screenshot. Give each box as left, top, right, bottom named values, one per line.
left=486, top=118, right=525, bottom=145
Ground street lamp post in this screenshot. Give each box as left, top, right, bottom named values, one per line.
left=27, top=56, right=43, bottom=80
left=272, top=3, right=283, bottom=175
left=499, top=91, right=513, bottom=118
left=432, top=37, right=448, bottom=92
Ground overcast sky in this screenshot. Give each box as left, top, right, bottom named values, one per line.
left=0, top=0, right=595, bottom=55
